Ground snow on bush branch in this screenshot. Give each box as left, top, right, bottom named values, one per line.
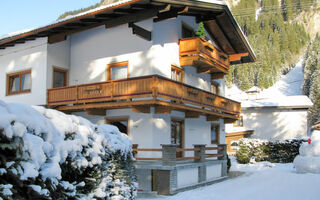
left=0, top=100, right=136, bottom=199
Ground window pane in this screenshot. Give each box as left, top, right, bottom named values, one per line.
left=211, top=126, right=217, bottom=141
left=171, top=70, right=175, bottom=80
left=54, top=71, right=66, bottom=88
left=111, top=65, right=127, bottom=80
left=176, top=71, right=181, bottom=82
left=21, top=73, right=31, bottom=90
left=10, top=76, right=19, bottom=92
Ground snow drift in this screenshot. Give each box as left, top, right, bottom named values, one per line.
left=294, top=130, right=320, bottom=174
left=0, top=100, right=136, bottom=199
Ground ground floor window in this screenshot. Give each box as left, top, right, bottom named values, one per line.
left=171, top=119, right=184, bottom=157
left=106, top=118, right=128, bottom=135
left=211, top=124, right=220, bottom=144
left=7, top=70, right=31, bottom=95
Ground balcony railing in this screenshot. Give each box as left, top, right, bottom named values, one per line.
left=179, top=37, right=230, bottom=74
left=47, top=75, right=240, bottom=118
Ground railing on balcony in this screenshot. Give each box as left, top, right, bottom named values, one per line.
left=47, top=75, right=240, bottom=116
left=179, top=37, right=230, bottom=74
left=132, top=144, right=227, bottom=164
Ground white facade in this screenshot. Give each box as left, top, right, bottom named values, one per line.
left=0, top=15, right=226, bottom=151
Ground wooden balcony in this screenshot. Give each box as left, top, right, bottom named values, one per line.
left=47, top=75, right=240, bottom=121
left=179, top=37, right=230, bottom=75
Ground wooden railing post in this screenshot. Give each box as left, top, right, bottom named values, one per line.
left=193, top=144, right=206, bottom=162
left=218, top=144, right=227, bottom=160
left=161, top=144, right=177, bottom=166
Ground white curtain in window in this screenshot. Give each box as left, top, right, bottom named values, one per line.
left=21, top=73, right=31, bottom=90
left=111, top=65, right=127, bottom=80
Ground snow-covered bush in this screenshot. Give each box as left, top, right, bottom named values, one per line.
left=294, top=130, right=320, bottom=173
left=0, top=100, right=137, bottom=199
left=236, top=138, right=304, bottom=164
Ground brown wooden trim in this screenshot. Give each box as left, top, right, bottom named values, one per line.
left=106, top=61, right=129, bottom=81
left=52, top=67, right=68, bottom=88
left=133, top=148, right=162, bottom=152
left=6, top=69, right=32, bottom=96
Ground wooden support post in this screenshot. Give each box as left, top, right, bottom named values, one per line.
left=132, top=106, right=150, bottom=113
left=128, top=22, right=152, bottom=41
left=87, top=109, right=106, bottom=116
left=185, top=111, right=200, bottom=118
left=206, top=115, right=220, bottom=121
left=211, top=72, right=225, bottom=80
left=155, top=106, right=171, bottom=114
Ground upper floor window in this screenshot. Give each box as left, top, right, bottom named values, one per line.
left=182, top=24, right=195, bottom=39
left=171, top=66, right=184, bottom=82
left=7, top=70, right=31, bottom=95
left=107, top=61, right=129, bottom=81
left=233, top=116, right=244, bottom=127
left=53, top=67, right=68, bottom=88
left=211, top=82, right=219, bottom=94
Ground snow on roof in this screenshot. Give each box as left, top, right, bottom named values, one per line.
left=0, top=0, right=135, bottom=41
left=241, top=95, right=313, bottom=108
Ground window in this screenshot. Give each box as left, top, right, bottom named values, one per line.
left=182, top=24, right=195, bottom=39
left=53, top=67, right=68, bottom=88
left=7, top=70, right=31, bottom=95
left=106, top=118, right=129, bottom=135
left=171, top=119, right=184, bottom=158
left=107, top=61, right=129, bottom=81
left=171, top=66, right=184, bottom=82
left=233, top=116, right=244, bottom=127
left=211, top=124, right=220, bottom=144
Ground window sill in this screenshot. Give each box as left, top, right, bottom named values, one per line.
left=6, top=90, right=31, bottom=96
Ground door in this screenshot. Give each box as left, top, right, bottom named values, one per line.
left=171, top=120, right=184, bottom=157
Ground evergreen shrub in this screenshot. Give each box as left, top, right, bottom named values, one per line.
left=236, top=138, right=305, bottom=164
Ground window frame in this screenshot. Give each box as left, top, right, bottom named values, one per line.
left=211, top=124, right=220, bottom=144
left=6, top=69, right=32, bottom=96
left=52, top=67, right=68, bottom=88
left=171, top=65, right=184, bottom=82
left=106, top=118, right=129, bottom=135
left=107, top=61, right=129, bottom=81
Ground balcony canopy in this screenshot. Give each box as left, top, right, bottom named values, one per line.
left=0, top=0, right=256, bottom=64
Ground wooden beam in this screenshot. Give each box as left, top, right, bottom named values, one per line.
left=105, top=8, right=160, bottom=29
left=154, top=10, right=177, bottom=22
left=207, top=115, right=220, bottom=121
left=80, top=18, right=103, bottom=23
left=132, top=106, right=150, bottom=113
left=211, top=72, right=224, bottom=80
left=128, top=22, right=152, bottom=41
left=154, top=106, right=171, bottom=114
left=185, top=111, right=200, bottom=118
left=224, top=118, right=236, bottom=124
left=197, top=66, right=211, bottom=73
left=87, top=109, right=106, bottom=116
left=48, top=34, right=67, bottom=44
left=229, top=52, right=249, bottom=62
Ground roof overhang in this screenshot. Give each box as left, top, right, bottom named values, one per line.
left=0, top=0, right=256, bottom=64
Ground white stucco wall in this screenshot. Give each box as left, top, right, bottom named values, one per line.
left=177, top=167, right=198, bottom=188
left=242, top=108, right=309, bottom=140
left=47, top=38, right=71, bottom=88
left=0, top=38, right=48, bottom=105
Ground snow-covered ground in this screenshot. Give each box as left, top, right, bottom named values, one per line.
left=139, top=158, right=320, bottom=200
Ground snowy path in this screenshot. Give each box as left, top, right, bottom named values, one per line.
left=139, top=159, right=320, bottom=200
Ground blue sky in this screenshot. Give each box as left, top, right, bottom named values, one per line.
left=0, top=0, right=101, bottom=36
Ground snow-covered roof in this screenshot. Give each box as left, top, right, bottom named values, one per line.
left=241, top=95, right=313, bottom=109
left=0, top=0, right=256, bottom=63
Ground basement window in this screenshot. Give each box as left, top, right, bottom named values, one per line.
left=106, top=118, right=129, bottom=135
left=7, top=70, right=31, bottom=95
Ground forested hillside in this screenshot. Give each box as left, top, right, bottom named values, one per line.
left=226, top=0, right=317, bottom=90
left=303, top=35, right=320, bottom=126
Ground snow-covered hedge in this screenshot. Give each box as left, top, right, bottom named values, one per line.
left=0, top=100, right=137, bottom=199
left=236, top=138, right=305, bottom=164
left=294, top=130, right=320, bottom=173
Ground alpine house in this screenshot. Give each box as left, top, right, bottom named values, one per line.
left=0, top=0, right=256, bottom=195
